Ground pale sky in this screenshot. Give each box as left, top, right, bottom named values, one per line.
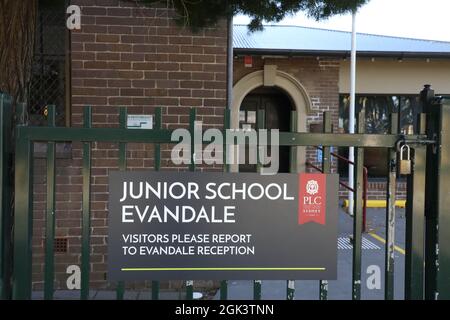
left=234, top=0, right=450, bottom=42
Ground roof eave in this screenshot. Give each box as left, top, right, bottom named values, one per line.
left=233, top=48, right=450, bottom=59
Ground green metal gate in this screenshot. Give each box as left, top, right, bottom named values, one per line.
left=1, top=86, right=450, bottom=300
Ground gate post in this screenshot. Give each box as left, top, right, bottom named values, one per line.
left=12, top=103, right=33, bottom=300
left=404, top=145, right=426, bottom=300
left=423, top=86, right=450, bottom=299
left=352, top=110, right=365, bottom=300
left=435, top=100, right=450, bottom=299
left=423, top=86, right=438, bottom=299
left=0, top=94, right=13, bottom=300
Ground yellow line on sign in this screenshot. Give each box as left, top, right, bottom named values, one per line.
left=121, top=267, right=326, bottom=272
left=368, top=232, right=406, bottom=255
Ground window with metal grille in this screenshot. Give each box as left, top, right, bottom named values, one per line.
left=28, top=0, right=69, bottom=126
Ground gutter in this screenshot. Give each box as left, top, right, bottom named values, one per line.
left=233, top=48, right=450, bottom=59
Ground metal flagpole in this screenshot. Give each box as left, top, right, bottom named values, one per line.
left=348, top=10, right=357, bottom=216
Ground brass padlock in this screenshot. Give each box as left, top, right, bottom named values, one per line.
left=400, top=144, right=412, bottom=175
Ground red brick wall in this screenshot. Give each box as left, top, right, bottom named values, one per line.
left=71, top=1, right=227, bottom=129
left=31, top=0, right=227, bottom=292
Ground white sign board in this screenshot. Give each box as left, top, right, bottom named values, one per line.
left=127, top=115, right=153, bottom=130
left=247, top=111, right=256, bottom=124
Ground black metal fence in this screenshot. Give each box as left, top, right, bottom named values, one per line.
left=2, top=86, right=450, bottom=300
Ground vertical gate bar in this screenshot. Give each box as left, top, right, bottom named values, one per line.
left=154, top=107, right=162, bottom=172
left=417, top=113, right=430, bottom=299
left=80, top=107, right=92, bottom=300
left=286, top=280, right=295, bottom=301
left=321, top=112, right=332, bottom=174
left=4, top=97, right=12, bottom=300
left=385, top=113, right=398, bottom=300
left=0, top=95, right=12, bottom=299
left=425, top=107, right=439, bottom=299
left=220, top=281, right=228, bottom=301
left=220, top=108, right=231, bottom=301
left=256, top=109, right=266, bottom=173
left=223, top=108, right=231, bottom=173
left=13, top=104, right=33, bottom=300
left=44, top=106, right=56, bottom=300
left=352, top=111, right=365, bottom=300
left=406, top=146, right=427, bottom=299
left=152, top=107, right=162, bottom=300
left=289, top=111, right=298, bottom=173
left=405, top=145, right=426, bottom=300
left=287, top=111, right=298, bottom=301
left=116, top=107, right=127, bottom=300
left=0, top=96, right=4, bottom=300
left=0, top=96, right=7, bottom=298
left=253, top=109, right=265, bottom=301
left=405, top=108, right=428, bottom=300
left=189, top=108, right=196, bottom=172
left=418, top=113, right=429, bottom=299
left=0, top=95, right=4, bottom=299
left=435, top=103, right=450, bottom=299
left=186, top=108, right=196, bottom=300
left=253, top=280, right=262, bottom=300
left=320, top=111, right=332, bottom=300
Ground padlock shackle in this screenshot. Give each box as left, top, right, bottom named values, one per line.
left=400, top=144, right=411, bottom=160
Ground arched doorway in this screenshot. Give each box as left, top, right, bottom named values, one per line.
left=238, top=87, right=294, bottom=173
left=231, top=66, right=313, bottom=173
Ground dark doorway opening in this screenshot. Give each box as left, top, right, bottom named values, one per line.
left=238, top=87, right=294, bottom=173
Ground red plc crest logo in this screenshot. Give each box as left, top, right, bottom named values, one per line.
left=298, top=174, right=326, bottom=225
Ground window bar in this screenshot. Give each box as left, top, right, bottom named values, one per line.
left=44, top=105, right=56, bottom=300
left=80, top=106, right=92, bottom=300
